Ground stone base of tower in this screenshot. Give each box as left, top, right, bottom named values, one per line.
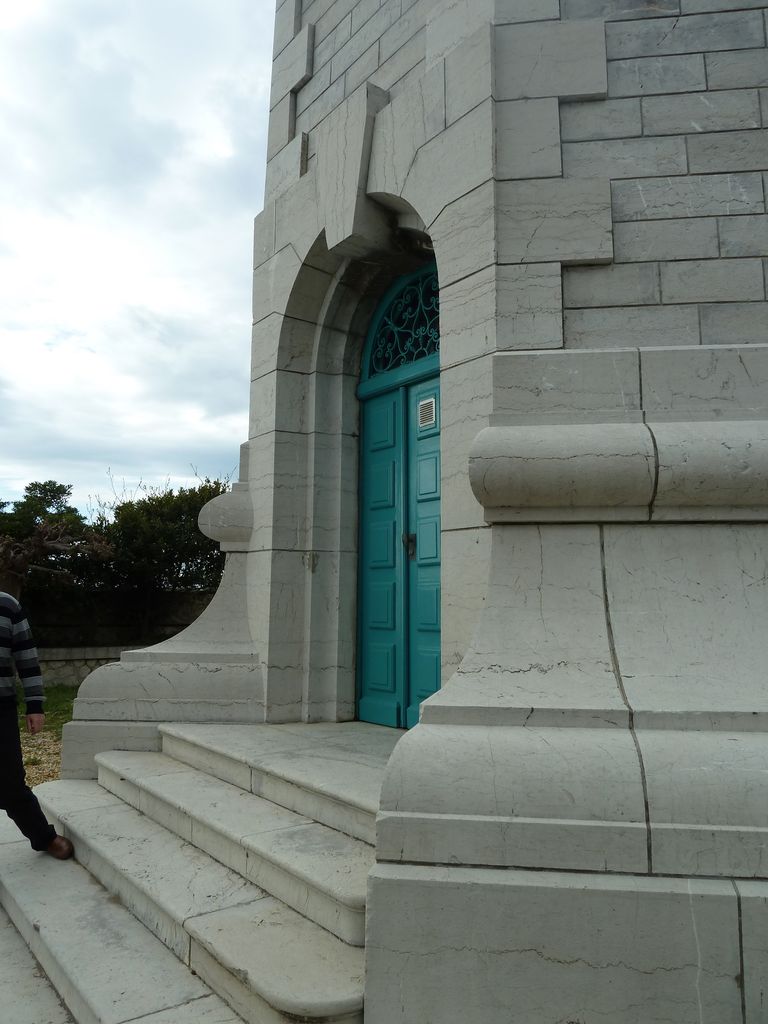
left=366, top=864, right=758, bottom=1024
left=366, top=494, right=768, bottom=1021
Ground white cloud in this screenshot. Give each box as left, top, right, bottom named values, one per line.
left=0, top=0, right=48, bottom=32
left=0, top=0, right=273, bottom=511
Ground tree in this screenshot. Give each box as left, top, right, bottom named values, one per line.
left=84, top=478, right=227, bottom=593
left=0, top=482, right=105, bottom=598
left=77, top=478, right=228, bottom=637
left=0, top=478, right=227, bottom=601
left=0, top=481, right=84, bottom=539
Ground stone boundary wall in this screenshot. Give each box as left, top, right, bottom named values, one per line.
left=23, top=590, right=214, bottom=649
left=39, top=647, right=130, bottom=688
left=560, top=2, right=768, bottom=348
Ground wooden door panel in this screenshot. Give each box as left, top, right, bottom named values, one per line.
left=359, top=391, right=406, bottom=727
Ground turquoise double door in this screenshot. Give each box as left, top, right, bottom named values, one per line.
left=358, top=375, right=441, bottom=728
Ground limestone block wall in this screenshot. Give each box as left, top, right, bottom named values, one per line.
left=560, top=2, right=768, bottom=349
left=265, top=0, right=438, bottom=206
left=248, top=0, right=618, bottom=712
left=270, top=0, right=438, bottom=170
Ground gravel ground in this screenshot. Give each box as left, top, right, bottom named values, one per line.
left=21, top=733, right=62, bottom=787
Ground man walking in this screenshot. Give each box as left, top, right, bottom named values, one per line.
left=0, top=591, right=73, bottom=859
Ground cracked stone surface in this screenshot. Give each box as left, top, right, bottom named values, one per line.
left=366, top=865, right=744, bottom=1024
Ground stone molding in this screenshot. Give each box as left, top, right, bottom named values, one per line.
left=198, top=482, right=254, bottom=550
left=379, top=721, right=768, bottom=878
left=469, top=422, right=656, bottom=521
left=377, top=723, right=649, bottom=874
left=470, top=419, right=768, bottom=523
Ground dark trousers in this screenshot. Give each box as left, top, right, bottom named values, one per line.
left=0, top=704, right=55, bottom=851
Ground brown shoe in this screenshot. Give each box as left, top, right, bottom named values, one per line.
left=45, top=835, right=74, bottom=860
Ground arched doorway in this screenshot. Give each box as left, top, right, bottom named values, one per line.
left=357, top=264, right=441, bottom=728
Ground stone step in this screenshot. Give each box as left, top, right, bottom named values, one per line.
left=95, top=750, right=373, bottom=946
left=34, top=780, right=266, bottom=964
left=158, top=722, right=402, bottom=845
left=187, top=900, right=363, bottom=1024
left=33, top=779, right=364, bottom=1024
left=0, top=903, right=74, bottom=1024
left=0, top=816, right=243, bottom=1024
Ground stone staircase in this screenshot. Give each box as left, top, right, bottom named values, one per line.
left=0, top=722, right=402, bottom=1024
left=0, top=904, right=73, bottom=1024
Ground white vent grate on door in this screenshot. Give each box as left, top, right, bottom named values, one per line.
left=419, top=397, right=436, bottom=429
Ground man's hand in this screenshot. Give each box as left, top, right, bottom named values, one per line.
left=26, top=713, right=45, bottom=735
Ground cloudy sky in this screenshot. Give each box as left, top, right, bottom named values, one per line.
left=0, top=0, right=274, bottom=514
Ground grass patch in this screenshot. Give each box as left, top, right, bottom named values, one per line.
left=17, top=684, right=77, bottom=740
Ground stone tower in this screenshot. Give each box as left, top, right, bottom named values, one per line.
left=66, top=1, right=768, bottom=1019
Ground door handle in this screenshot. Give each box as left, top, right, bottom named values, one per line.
left=402, top=532, right=417, bottom=560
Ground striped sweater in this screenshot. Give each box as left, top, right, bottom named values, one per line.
left=0, top=592, right=44, bottom=714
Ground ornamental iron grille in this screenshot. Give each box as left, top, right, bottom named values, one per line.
left=368, top=267, right=439, bottom=378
